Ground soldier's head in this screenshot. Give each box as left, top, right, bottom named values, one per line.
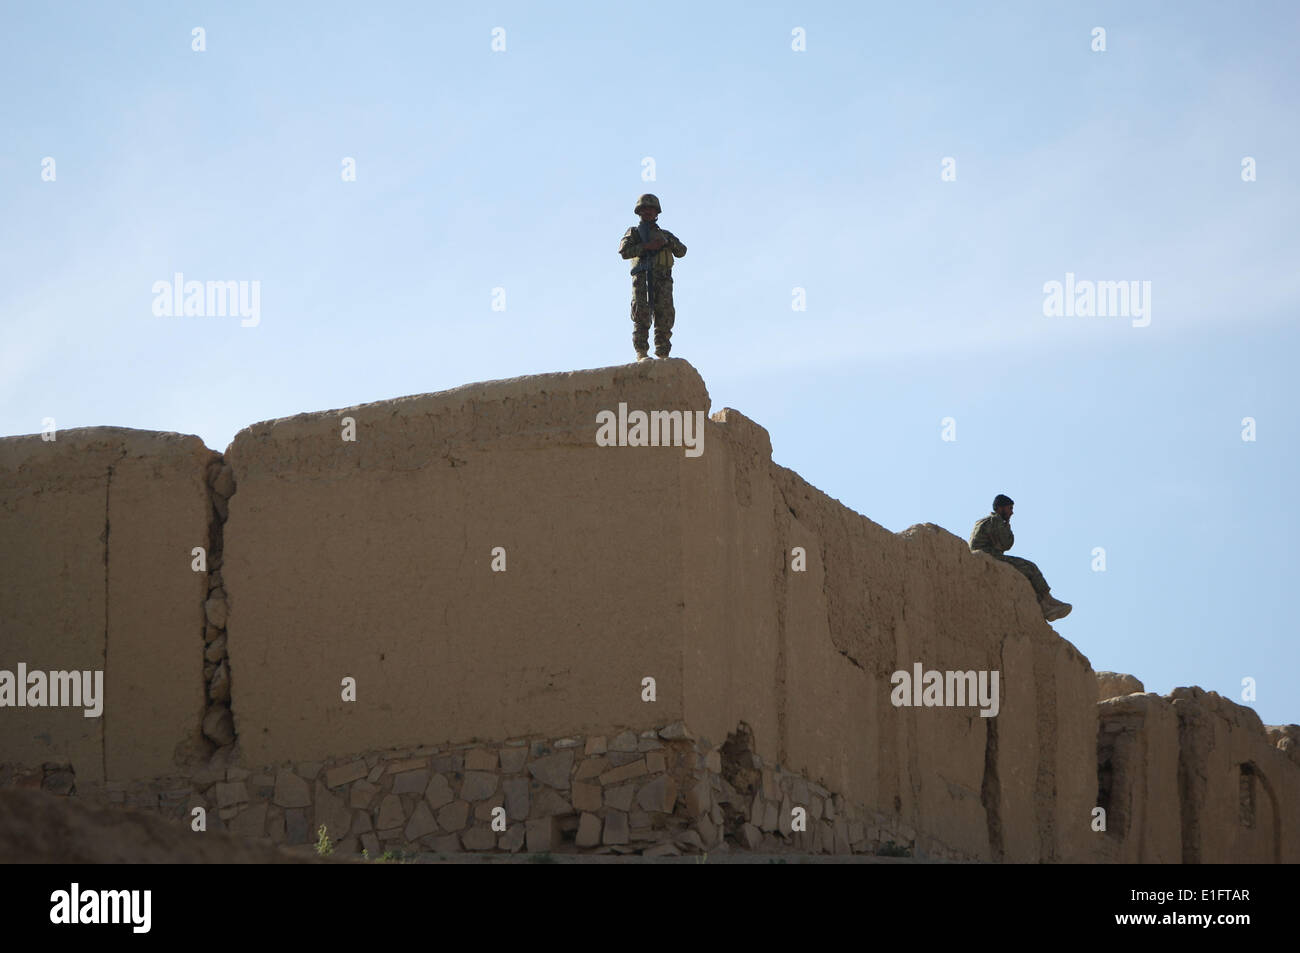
left=993, top=494, right=1014, bottom=518
left=635, top=193, right=661, bottom=222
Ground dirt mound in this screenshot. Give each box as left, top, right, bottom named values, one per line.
left=0, top=789, right=320, bottom=864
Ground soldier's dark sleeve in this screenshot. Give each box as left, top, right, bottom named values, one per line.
left=995, top=518, right=1014, bottom=553
left=663, top=230, right=687, bottom=257
left=619, top=228, right=643, bottom=260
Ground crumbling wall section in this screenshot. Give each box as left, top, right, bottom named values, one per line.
left=1095, top=693, right=1182, bottom=862
left=3, top=363, right=1298, bottom=863
left=1171, top=688, right=1294, bottom=863
left=200, top=458, right=236, bottom=751
left=675, top=401, right=1097, bottom=863
left=1094, top=689, right=1300, bottom=863
left=764, top=466, right=1096, bottom=863
left=0, top=427, right=215, bottom=784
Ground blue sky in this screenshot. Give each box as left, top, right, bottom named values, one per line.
left=3, top=2, right=1297, bottom=725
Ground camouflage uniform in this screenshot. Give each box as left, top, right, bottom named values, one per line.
left=618, top=218, right=686, bottom=357
left=969, top=512, right=1049, bottom=596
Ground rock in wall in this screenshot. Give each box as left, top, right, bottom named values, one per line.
left=1096, top=671, right=1145, bottom=701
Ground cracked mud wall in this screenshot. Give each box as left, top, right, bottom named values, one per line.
left=0, top=428, right=215, bottom=782
left=0, top=365, right=1102, bottom=860
left=1170, top=687, right=1295, bottom=863
left=1094, top=687, right=1298, bottom=863
left=680, top=402, right=1097, bottom=862
left=1095, top=692, right=1181, bottom=863
left=4, top=362, right=1297, bottom=862
left=200, top=458, right=236, bottom=750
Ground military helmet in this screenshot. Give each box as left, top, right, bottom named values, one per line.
left=993, top=494, right=1014, bottom=509
left=635, top=193, right=661, bottom=213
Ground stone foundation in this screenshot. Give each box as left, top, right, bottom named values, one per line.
left=2, top=724, right=969, bottom=859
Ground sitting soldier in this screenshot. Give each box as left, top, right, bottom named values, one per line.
left=969, top=494, right=1072, bottom=622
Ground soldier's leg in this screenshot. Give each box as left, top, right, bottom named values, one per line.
left=630, top=275, right=651, bottom=356
left=652, top=276, right=675, bottom=358
left=997, top=555, right=1049, bottom=597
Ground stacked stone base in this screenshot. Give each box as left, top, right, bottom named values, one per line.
left=2, top=724, right=969, bottom=859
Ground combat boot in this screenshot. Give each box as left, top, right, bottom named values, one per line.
left=635, top=351, right=651, bottom=363
left=1039, top=592, right=1072, bottom=621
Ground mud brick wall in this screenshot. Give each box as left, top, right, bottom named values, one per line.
left=0, top=428, right=216, bottom=782
left=1095, top=692, right=1182, bottom=863
left=221, top=362, right=710, bottom=767
left=220, top=360, right=1098, bottom=860
left=680, top=407, right=1097, bottom=863
left=1168, top=688, right=1297, bottom=863
left=1094, top=683, right=1299, bottom=863
left=3, top=361, right=1298, bottom=862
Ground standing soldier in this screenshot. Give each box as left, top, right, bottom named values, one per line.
left=618, top=193, right=686, bottom=362
left=969, top=494, right=1072, bottom=621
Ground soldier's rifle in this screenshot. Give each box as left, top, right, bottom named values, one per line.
left=631, top=224, right=673, bottom=324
